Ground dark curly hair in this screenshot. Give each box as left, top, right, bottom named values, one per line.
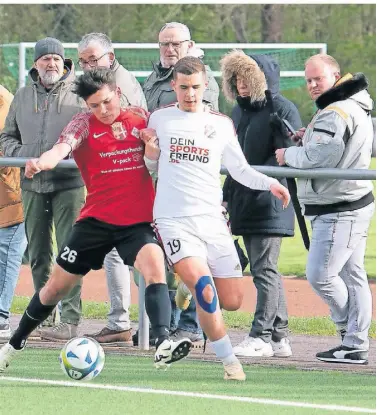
left=73, top=68, right=117, bottom=101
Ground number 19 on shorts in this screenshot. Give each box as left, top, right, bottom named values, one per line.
left=167, top=239, right=181, bottom=256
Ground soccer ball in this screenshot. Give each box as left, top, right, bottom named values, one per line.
left=59, top=337, right=105, bottom=381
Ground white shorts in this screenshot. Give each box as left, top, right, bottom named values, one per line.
left=154, top=213, right=243, bottom=278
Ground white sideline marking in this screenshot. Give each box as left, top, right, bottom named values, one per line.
left=0, top=376, right=374, bottom=414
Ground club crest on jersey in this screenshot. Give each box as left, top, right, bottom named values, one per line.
left=111, top=122, right=127, bottom=140
left=204, top=124, right=216, bottom=139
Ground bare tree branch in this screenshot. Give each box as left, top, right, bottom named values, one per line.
left=261, top=4, right=283, bottom=43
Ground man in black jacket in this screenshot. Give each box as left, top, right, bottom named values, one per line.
left=220, top=50, right=301, bottom=358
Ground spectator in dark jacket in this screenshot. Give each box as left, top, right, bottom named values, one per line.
left=220, top=50, right=302, bottom=358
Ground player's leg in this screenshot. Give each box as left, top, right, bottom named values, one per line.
left=0, top=218, right=111, bottom=372
left=206, top=217, right=245, bottom=311
left=174, top=257, right=245, bottom=381
left=0, top=263, right=82, bottom=372
left=115, top=223, right=192, bottom=368
left=134, top=242, right=171, bottom=344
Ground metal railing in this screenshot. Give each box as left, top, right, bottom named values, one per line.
left=1, top=157, right=375, bottom=180
left=1, top=157, right=375, bottom=349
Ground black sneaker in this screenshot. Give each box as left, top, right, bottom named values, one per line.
left=132, top=328, right=156, bottom=347
left=316, top=345, right=368, bottom=365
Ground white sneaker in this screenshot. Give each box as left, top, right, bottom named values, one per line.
left=271, top=338, right=292, bottom=357
left=0, top=323, right=11, bottom=341
left=233, top=336, right=274, bottom=357
left=154, top=338, right=192, bottom=369
left=0, top=342, right=24, bottom=372
left=224, top=360, right=246, bottom=381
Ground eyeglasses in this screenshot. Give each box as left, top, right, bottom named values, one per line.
left=78, top=52, right=109, bottom=68
left=158, top=40, right=190, bottom=49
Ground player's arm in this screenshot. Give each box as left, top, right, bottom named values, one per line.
left=25, top=112, right=89, bottom=179
left=223, top=131, right=291, bottom=208
left=25, top=143, right=72, bottom=178
left=140, top=127, right=160, bottom=172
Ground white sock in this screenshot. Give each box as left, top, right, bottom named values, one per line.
left=211, top=334, right=238, bottom=364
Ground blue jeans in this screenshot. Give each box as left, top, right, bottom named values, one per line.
left=169, top=291, right=203, bottom=337
left=306, top=203, right=375, bottom=350
left=0, top=222, right=27, bottom=323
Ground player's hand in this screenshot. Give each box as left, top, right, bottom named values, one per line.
left=141, top=128, right=160, bottom=160
left=275, top=148, right=286, bottom=166
left=270, top=182, right=290, bottom=209
left=25, top=158, right=42, bottom=178
left=140, top=128, right=158, bottom=144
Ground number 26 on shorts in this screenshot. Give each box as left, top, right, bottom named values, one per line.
left=60, top=246, right=78, bottom=263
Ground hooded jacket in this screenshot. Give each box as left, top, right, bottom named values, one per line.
left=0, top=59, right=84, bottom=193
left=221, top=51, right=302, bottom=236
left=284, top=73, right=374, bottom=214
left=111, top=59, right=147, bottom=110
left=142, top=61, right=219, bottom=112
left=0, top=86, right=23, bottom=228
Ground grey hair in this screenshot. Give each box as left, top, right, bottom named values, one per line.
left=78, top=33, right=113, bottom=53
left=159, top=22, right=191, bottom=40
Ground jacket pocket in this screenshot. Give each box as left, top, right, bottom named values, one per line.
left=156, top=85, right=175, bottom=108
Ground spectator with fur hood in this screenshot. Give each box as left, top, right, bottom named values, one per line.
left=220, top=50, right=301, bottom=358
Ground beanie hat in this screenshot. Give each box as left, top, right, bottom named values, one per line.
left=34, top=37, right=65, bottom=62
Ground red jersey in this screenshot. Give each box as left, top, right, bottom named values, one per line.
left=57, top=107, right=154, bottom=226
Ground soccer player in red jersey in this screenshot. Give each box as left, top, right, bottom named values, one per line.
left=0, top=69, right=192, bottom=372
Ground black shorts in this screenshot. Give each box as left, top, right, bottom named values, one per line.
left=56, top=217, right=159, bottom=276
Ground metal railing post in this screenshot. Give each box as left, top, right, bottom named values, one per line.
left=137, top=274, right=150, bottom=350
left=18, top=43, right=27, bottom=89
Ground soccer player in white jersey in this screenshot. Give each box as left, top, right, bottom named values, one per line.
left=140, top=56, right=290, bottom=381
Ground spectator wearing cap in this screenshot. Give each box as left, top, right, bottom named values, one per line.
left=0, top=37, right=86, bottom=341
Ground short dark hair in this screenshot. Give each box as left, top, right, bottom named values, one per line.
left=173, top=56, right=206, bottom=80
left=73, top=68, right=116, bottom=101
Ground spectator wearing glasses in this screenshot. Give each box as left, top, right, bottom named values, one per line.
left=77, top=33, right=147, bottom=109
left=143, top=22, right=219, bottom=112
left=142, top=22, right=219, bottom=348
left=74, top=32, right=147, bottom=345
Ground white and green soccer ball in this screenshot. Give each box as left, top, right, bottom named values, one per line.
left=59, top=337, right=105, bottom=381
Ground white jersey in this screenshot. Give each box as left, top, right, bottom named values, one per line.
left=148, top=104, right=277, bottom=219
